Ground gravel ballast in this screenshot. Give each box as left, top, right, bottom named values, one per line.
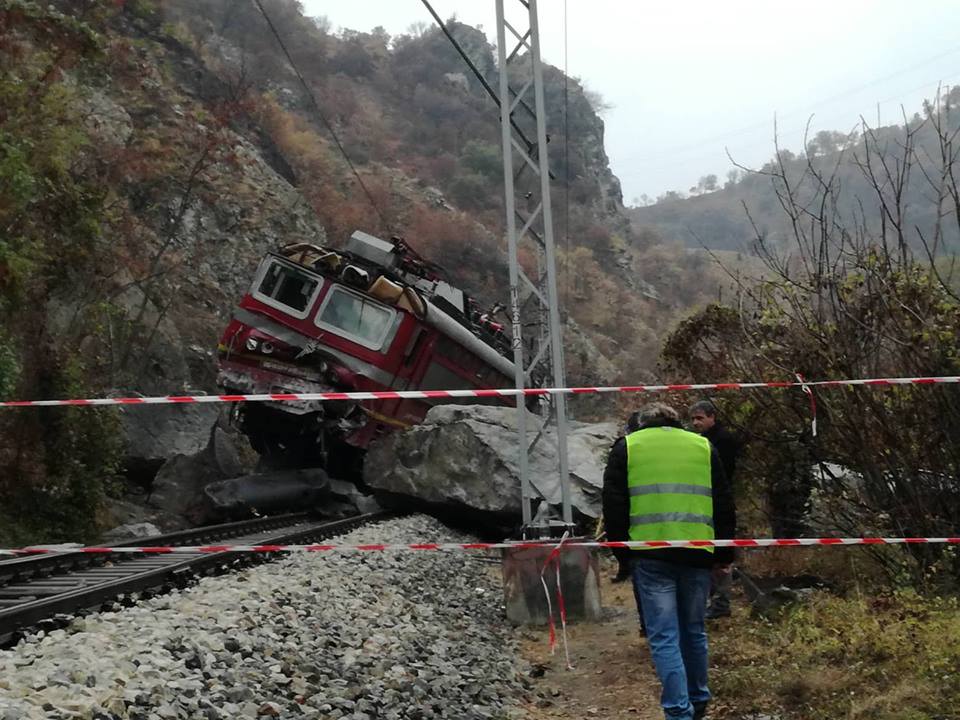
left=0, top=515, right=533, bottom=719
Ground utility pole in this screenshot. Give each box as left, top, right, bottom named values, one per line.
left=422, top=0, right=599, bottom=625
left=495, top=0, right=572, bottom=535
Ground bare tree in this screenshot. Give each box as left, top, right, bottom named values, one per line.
left=663, top=102, right=960, bottom=587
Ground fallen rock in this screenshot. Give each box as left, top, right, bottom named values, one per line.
left=133, top=417, right=259, bottom=528
left=101, top=522, right=161, bottom=542
left=327, top=477, right=382, bottom=515
left=120, top=403, right=221, bottom=480
left=750, top=586, right=815, bottom=619
left=100, top=497, right=183, bottom=534
left=148, top=451, right=224, bottom=527
left=363, top=404, right=618, bottom=520
left=210, top=425, right=250, bottom=478
left=739, top=571, right=830, bottom=619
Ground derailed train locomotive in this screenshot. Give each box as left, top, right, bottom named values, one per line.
left=216, top=230, right=522, bottom=470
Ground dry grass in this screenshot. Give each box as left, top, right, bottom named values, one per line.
left=509, top=555, right=959, bottom=720
left=709, top=590, right=960, bottom=720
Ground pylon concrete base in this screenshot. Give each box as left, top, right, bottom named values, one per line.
left=501, top=540, right=602, bottom=625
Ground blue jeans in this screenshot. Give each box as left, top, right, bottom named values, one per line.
left=632, top=557, right=712, bottom=719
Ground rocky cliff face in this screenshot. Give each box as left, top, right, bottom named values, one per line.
left=579, top=110, right=625, bottom=217
left=33, top=2, right=331, bottom=394
left=0, top=1, right=667, bottom=541
left=119, top=6, right=630, bottom=390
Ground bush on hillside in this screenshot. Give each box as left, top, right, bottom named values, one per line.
left=661, top=100, right=960, bottom=589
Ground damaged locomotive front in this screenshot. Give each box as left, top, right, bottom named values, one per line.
left=216, top=230, right=521, bottom=472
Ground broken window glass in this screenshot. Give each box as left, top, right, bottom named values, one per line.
left=255, top=261, right=320, bottom=316
left=316, top=285, right=395, bottom=350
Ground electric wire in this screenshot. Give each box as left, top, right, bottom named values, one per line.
left=619, top=73, right=960, bottom=182
left=253, top=0, right=388, bottom=230
left=562, top=0, right=571, bottom=317
left=627, top=45, right=960, bottom=167
left=419, top=0, right=544, bottom=157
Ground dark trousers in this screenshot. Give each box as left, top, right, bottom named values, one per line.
left=613, top=546, right=632, bottom=577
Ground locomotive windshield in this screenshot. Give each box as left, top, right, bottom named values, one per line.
left=316, top=285, right=395, bottom=350
left=254, top=259, right=321, bottom=318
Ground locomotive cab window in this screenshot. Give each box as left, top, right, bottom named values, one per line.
left=315, top=285, right=397, bottom=351
left=253, top=259, right=321, bottom=319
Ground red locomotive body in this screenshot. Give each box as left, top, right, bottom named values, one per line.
left=216, top=231, right=517, bottom=468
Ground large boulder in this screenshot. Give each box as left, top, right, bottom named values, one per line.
left=147, top=451, right=223, bottom=528
left=362, top=404, right=619, bottom=521
left=144, top=420, right=258, bottom=528
left=119, top=403, right=222, bottom=480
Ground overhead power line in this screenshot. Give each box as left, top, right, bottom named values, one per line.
left=615, top=73, right=960, bottom=180
left=562, top=0, right=571, bottom=316
left=253, top=0, right=388, bottom=230
left=627, top=45, right=960, bottom=166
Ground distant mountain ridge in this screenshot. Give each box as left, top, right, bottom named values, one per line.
left=628, top=99, right=960, bottom=255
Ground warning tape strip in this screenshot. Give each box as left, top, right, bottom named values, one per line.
left=0, top=375, right=958, bottom=408
left=3, top=537, right=959, bottom=556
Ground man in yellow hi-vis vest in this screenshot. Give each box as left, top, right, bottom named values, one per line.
left=602, top=403, right=736, bottom=720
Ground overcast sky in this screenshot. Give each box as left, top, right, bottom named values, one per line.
left=299, top=0, right=960, bottom=204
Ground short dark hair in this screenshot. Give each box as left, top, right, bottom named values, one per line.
left=625, top=411, right=641, bottom=433
left=689, top=399, right=717, bottom=417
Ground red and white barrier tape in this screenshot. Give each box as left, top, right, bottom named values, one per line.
left=1, top=375, right=958, bottom=408
left=4, top=536, right=958, bottom=556
left=539, top=532, right=573, bottom=666
left=796, top=373, right=817, bottom=437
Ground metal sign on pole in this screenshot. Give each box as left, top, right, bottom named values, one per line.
left=495, top=0, right=573, bottom=535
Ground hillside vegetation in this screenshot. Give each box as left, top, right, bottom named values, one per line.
left=157, top=0, right=731, bottom=380
left=3, top=3, right=960, bottom=716
left=633, top=90, right=960, bottom=720
left=630, top=97, right=960, bottom=256
left=0, top=0, right=729, bottom=542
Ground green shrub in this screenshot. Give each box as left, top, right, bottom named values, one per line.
left=2, top=356, right=123, bottom=544
left=459, top=140, right=501, bottom=180
left=0, top=332, right=20, bottom=400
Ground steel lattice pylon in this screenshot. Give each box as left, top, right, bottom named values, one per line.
left=495, top=0, right=572, bottom=532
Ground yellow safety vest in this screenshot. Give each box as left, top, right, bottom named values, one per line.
left=625, top=426, right=714, bottom=553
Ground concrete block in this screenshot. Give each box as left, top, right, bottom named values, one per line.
left=501, top=540, right=602, bottom=625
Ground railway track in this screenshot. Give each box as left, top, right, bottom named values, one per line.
left=0, top=511, right=391, bottom=646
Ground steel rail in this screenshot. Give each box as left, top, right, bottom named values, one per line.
left=0, top=512, right=392, bottom=646
left=0, top=513, right=315, bottom=581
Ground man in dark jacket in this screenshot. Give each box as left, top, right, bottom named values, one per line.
left=689, top=400, right=739, bottom=481
left=603, top=402, right=736, bottom=720
left=689, top=400, right=742, bottom=619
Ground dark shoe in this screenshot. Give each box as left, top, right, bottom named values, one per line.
left=693, top=701, right=708, bottom=720
left=705, top=605, right=731, bottom=620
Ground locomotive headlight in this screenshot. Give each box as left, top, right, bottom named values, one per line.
left=261, top=342, right=274, bottom=355
left=245, top=337, right=259, bottom=351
